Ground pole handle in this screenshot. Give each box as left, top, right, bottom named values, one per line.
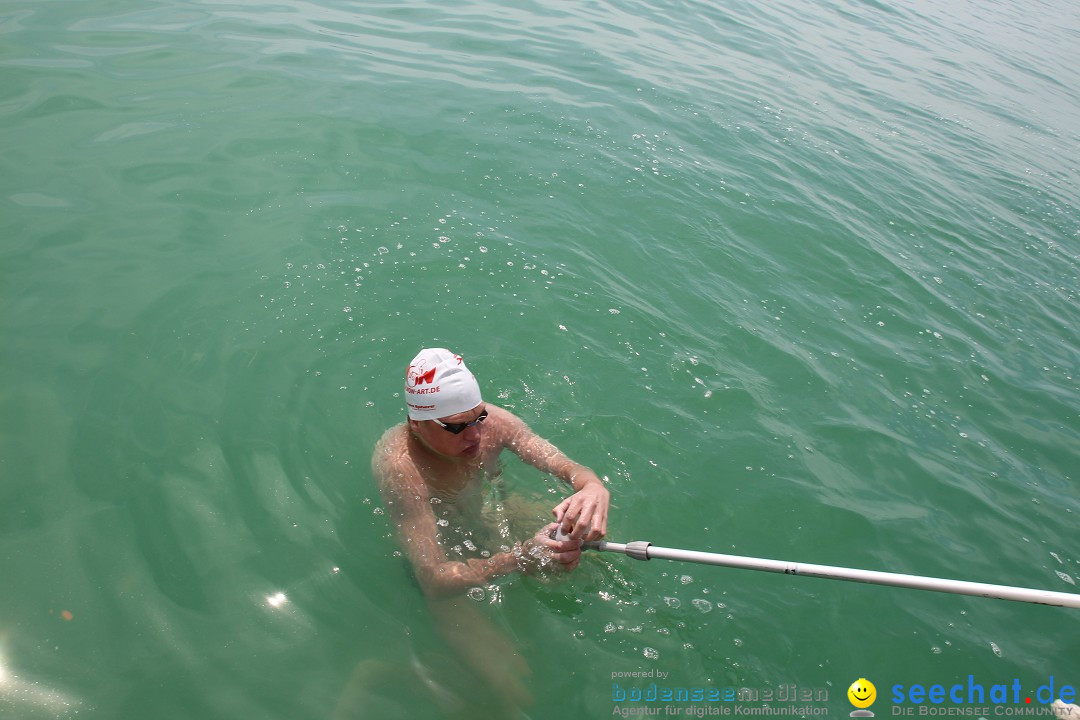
left=585, top=540, right=651, bottom=560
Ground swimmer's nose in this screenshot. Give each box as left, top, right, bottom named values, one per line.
left=462, top=423, right=482, bottom=441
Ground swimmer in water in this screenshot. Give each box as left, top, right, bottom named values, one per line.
left=368, top=348, right=612, bottom=717
left=372, top=347, right=611, bottom=596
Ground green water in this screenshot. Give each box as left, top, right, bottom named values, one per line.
left=1, top=0, right=1078, bottom=717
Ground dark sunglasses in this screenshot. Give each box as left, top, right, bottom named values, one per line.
left=432, top=408, right=488, bottom=434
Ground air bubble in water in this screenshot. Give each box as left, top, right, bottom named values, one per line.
left=643, top=647, right=660, bottom=660
left=692, top=599, right=713, bottom=613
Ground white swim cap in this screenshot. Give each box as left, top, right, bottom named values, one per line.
left=404, top=348, right=482, bottom=420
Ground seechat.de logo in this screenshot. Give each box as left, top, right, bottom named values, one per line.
left=849, top=679, right=877, bottom=717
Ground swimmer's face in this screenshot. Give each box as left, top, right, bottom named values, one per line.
left=412, top=404, right=485, bottom=458
left=848, top=679, right=876, bottom=709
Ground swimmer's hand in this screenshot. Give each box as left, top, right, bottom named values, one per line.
left=553, top=470, right=609, bottom=543
left=519, top=522, right=582, bottom=574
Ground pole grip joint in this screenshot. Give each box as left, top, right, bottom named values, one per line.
left=626, top=541, right=652, bottom=561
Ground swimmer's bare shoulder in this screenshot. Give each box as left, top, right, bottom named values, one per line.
left=481, top=404, right=546, bottom=450
left=372, top=425, right=418, bottom=485
left=482, top=404, right=576, bottom=475
left=371, top=425, right=434, bottom=523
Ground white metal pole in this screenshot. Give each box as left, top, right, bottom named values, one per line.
left=585, top=540, right=1080, bottom=609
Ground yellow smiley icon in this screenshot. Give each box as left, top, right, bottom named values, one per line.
left=848, top=678, right=877, bottom=709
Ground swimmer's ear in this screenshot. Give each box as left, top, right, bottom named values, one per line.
left=407, top=418, right=422, bottom=433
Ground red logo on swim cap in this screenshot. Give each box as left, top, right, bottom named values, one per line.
left=406, top=365, right=437, bottom=387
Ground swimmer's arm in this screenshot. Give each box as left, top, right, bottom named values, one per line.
left=373, top=456, right=536, bottom=598
left=492, top=406, right=610, bottom=541
left=490, top=405, right=587, bottom=481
